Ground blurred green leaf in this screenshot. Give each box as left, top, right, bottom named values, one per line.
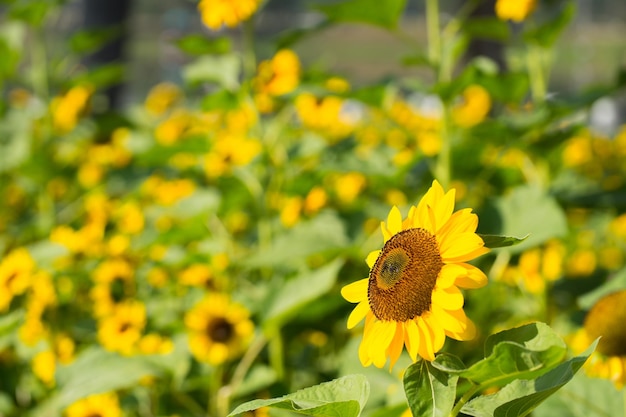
left=479, top=234, right=529, bottom=249
left=0, top=310, right=22, bottom=351
left=228, top=374, right=370, bottom=417
left=523, top=2, right=576, bottom=48
left=460, top=339, right=597, bottom=417
left=489, top=185, right=568, bottom=253
left=244, top=211, right=349, bottom=268
left=70, top=27, right=122, bottom=54
left=76, top=63, right=125, bottom=89
left=404, top=354, right=465, bottom=417
left=183, top=54, right=241, bottom=90
left=263, top=258, right=344, bottom=329
left=462, top=17, right=511, bottom=42
left=175, top=35, right=231, bottom=55
left=201, top=89, right=240, bottom=112
left=233, top=365, right=278, bottom=398
left=316, top=0, right=407, bottom=30
left=7, top=0, right=55, bottom=26
left=459, top=322, right=567, bottom=388
left=577, top=266, right=626, bottom=310
left=532, top=372, right=625, bottom=417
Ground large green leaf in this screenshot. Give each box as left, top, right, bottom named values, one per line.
left=460, top=340, right=597, bottom=417
left=262, top=258, right=344, bottom=329
left=228, top=374, right=370, bottom=417
left=404, top=354, right=465, bottom=417
left=316, top=0, right=407, bottom=30
left=489, top=185, right=567, bottom=253
left=183, top=54, right=240, bottom=90
left=458, top=323, right=567, bottom=388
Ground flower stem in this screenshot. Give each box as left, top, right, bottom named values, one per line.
left=209, top=364, right=224, bottom=417
left=527, top=44, right=546, bottom=102
left=450, top=383, right=481, bottom=417
left=426, top=0, right=441, bottom=68
left=434, top=107, right=451, bottom=189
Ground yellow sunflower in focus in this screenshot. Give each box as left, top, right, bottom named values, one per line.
left=198, top=0, right=260, bottom=30
left=570, top=290, right=626, bottom=388
left=342, top=180, right=489, bottom=368
left=185, top=293, right=254, bottom=365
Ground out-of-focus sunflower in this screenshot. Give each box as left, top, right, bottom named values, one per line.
left=342, top=180, right=489, bottom=369
left=65, top=392, right=121, bottom=417
left=570, top=290, right=626, bottom=388
left=198, top=0, right=260, bottom=30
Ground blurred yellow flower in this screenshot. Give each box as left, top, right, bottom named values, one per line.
left=295, top=93, right=355, bottom=140
left=334, top=172, right=366, bottom=204
left=304, top=186, right=328, bottom=215
left=495, top=0, right=537, bottom=22
left=571, top=290, right=626, bottom=388
left=0, top=247, right=35, bottom=311
left=32, top=350, right=56, bottom=387
left=65, top=392, right=121, bottom=417
left=500, top=240, right=565, bottom=294
left=325, top=76, right=350, bottom=93
left=198, top=0, right=260, bottom=30
left=185, top=293, right=254, bottom=365
left=254, top=49, right=300, bottom=96
left=203, top=135, right=262, bottom=178
left=280, top=196, right=303, bottom=228
left=52, top=85, right=93, bottom=133
left=155, top=110, right=191, bottom=146
left=138, top=333, right=174, bottom=355
left=341, top=180, right=488, bottom=368
left=145, top=82, right=181, bottom=116
left=55, top=333, right=76, bottom=364
left=565, top=249, right=597, bottom=277
left=147, top=266, right=169, bottom=287
left=562, top=136, right=593, bottom=167
left=19, top=316, right=48, bottom=346
left=452, top=85, right=491, bottom=128
left=180, top=264, right=213, bottom=287
left=115, top=201, right=145, bottom=235
left=97, top=300, right=146, bottom=355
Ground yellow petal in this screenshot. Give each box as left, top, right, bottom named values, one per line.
left=381, top=221, right=392, bottom=242
left=358, top=313, right=375, bottom=366
left=347, top=300, right=370, bottom=329
left=368, top=320, right=396, bottom=368
left=432, top=304, right=466, bottom=334
left=366, top=250, right=381, bottom=268
left=387, top=321, right=405, bottom=372
left=423, top=312, right=445, bottom=353
left=432, top=286, right=464, bottom=311
left=454, top=263, right=488, bottom=289
left=341, top=278, right=368, bottom=303
left=438, top=209, right=478, bottom=242
left=444, top=246, right=490, bottom=264
left=446, top=316, right=476, bottom=341
left=439, top=232, right=486, bottom=262
left=404, top=319, right=420, bottom=362
left=387, top=206, right=403, bottom=235
left=417, top=317, right=435, bottom=361
left=413, top=180, right=455, bottom=233
left=437, top=264, right=466, bottom=289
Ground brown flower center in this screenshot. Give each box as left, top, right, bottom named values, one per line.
left=368, top=228, right=443, bottom=321
left=584, top=290, right=626, bottom=356
left=208, top=317, right=234, bottom=343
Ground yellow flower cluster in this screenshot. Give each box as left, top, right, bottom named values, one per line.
left=452, top=85, right=492, bottom=128
left=51, top=85, right=93, bottom=133
left=499, top=240, right=565, bottom=294
left=198, top=0, right=260, bottom=30
left=495, top=0, right=537, bottom=22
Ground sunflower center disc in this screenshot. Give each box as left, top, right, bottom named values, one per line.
left=584, top=290, right=626, bottom=356
left=368, top=228, right=443, bottom=321
left=207, top=317, right=234, bottom=343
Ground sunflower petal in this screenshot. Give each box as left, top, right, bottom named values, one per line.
left=444, top=246, right=490, bottom=264
left=423, top=312, right=445, bottom=353
left=454, top=263, right=488, bottom=288
left=432, top=286, right=464, bottom=310
left=369, top=320, right=396, bottom=368
left=404, top=319, right=420, bottom=362
left=417, top=317, right=436, bottom=361
left=432, top=304, right=466, bottom=334
left=347, top=300, right=370, bottom=329
left=366, top=250, right=381, bottom=268
left=439, top=232, right=486, bottom=262
left=341, top=278, right=368, bottom=303
left=358, top=314, right=375, bottom=366
left=387, top=321, right=405, bottom=371
left=446, top=315, right=476, bottom=341
left=387, top=206, right=403, bottom=235
left=437, top=264, right=466, bottom=288
left=438, top=209, right=478, bottom=242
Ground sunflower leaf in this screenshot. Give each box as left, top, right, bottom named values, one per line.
left=403, top=358, right=460, bottom=417
left=460, top=339, right=597, bottom=417
left=228, top=374, right=370, bottom=417
left=478, top=233, right=529, bottom=249
left=458, top=322, right=567, bottom=387
left=315, top=0, right=407, bottom=30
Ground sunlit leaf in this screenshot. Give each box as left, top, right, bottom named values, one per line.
left=183, top=54, right=240, bottom=90
left=228, top=374, right=370, bottom=417
left=479, top=234, right=528, bottom=249
left=461, top=339, right=597, bottom=417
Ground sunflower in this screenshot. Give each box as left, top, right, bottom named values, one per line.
left=185, top=293, right=254, bottom=365
left=65, top=392, right=121, bottom=417
left=570, top=290, right=626, bottom=388
left=341, top=180, right=489, bottom=369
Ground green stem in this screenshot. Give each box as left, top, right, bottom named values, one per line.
left=426, top=0, right=441, bottom=67
left=450, top=383, right=481, bottom=417
left=217, top=333, right=268, bottom=417
left=209, top=365, right=224, bottom=417
left=242, top=18, right=257, bottom=82
left=527, top=44, right=546, bottom=102
left=268, top=326, right=285, bottom=381
left=434, top=107, right=451, bottom=189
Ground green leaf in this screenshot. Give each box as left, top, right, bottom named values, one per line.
left=183, top=54, right=240, bottom=90
left=459, top=322, right=567, bottom=388
left=70, top=27, right=122, bottom=54
left=460, top=339, right=597, bottom=417
left=175, top=35, right=231, bottom=55
left=532, top=372, right=625, bottom=417
left=479, top=234, right=528, bottom=249
left=31, top=347, right=163, bottom=416
left=228, top=374, right=370, bottom=417
left=523, top=2, right=576, bottom=48
left=263, top=258, right=344, bottom=329
left=577, top=266, right=626, bottom=310
left=404, top=355, right=465, bottom=417
left=316, top=0, right=407, bottom=30
left=488, top=185, right=568, bottom=253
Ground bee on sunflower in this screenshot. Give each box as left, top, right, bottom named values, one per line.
left=342, top=180, right=489, bottom=369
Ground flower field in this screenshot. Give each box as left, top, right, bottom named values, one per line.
left=1, top=0, right=626, bottom=416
